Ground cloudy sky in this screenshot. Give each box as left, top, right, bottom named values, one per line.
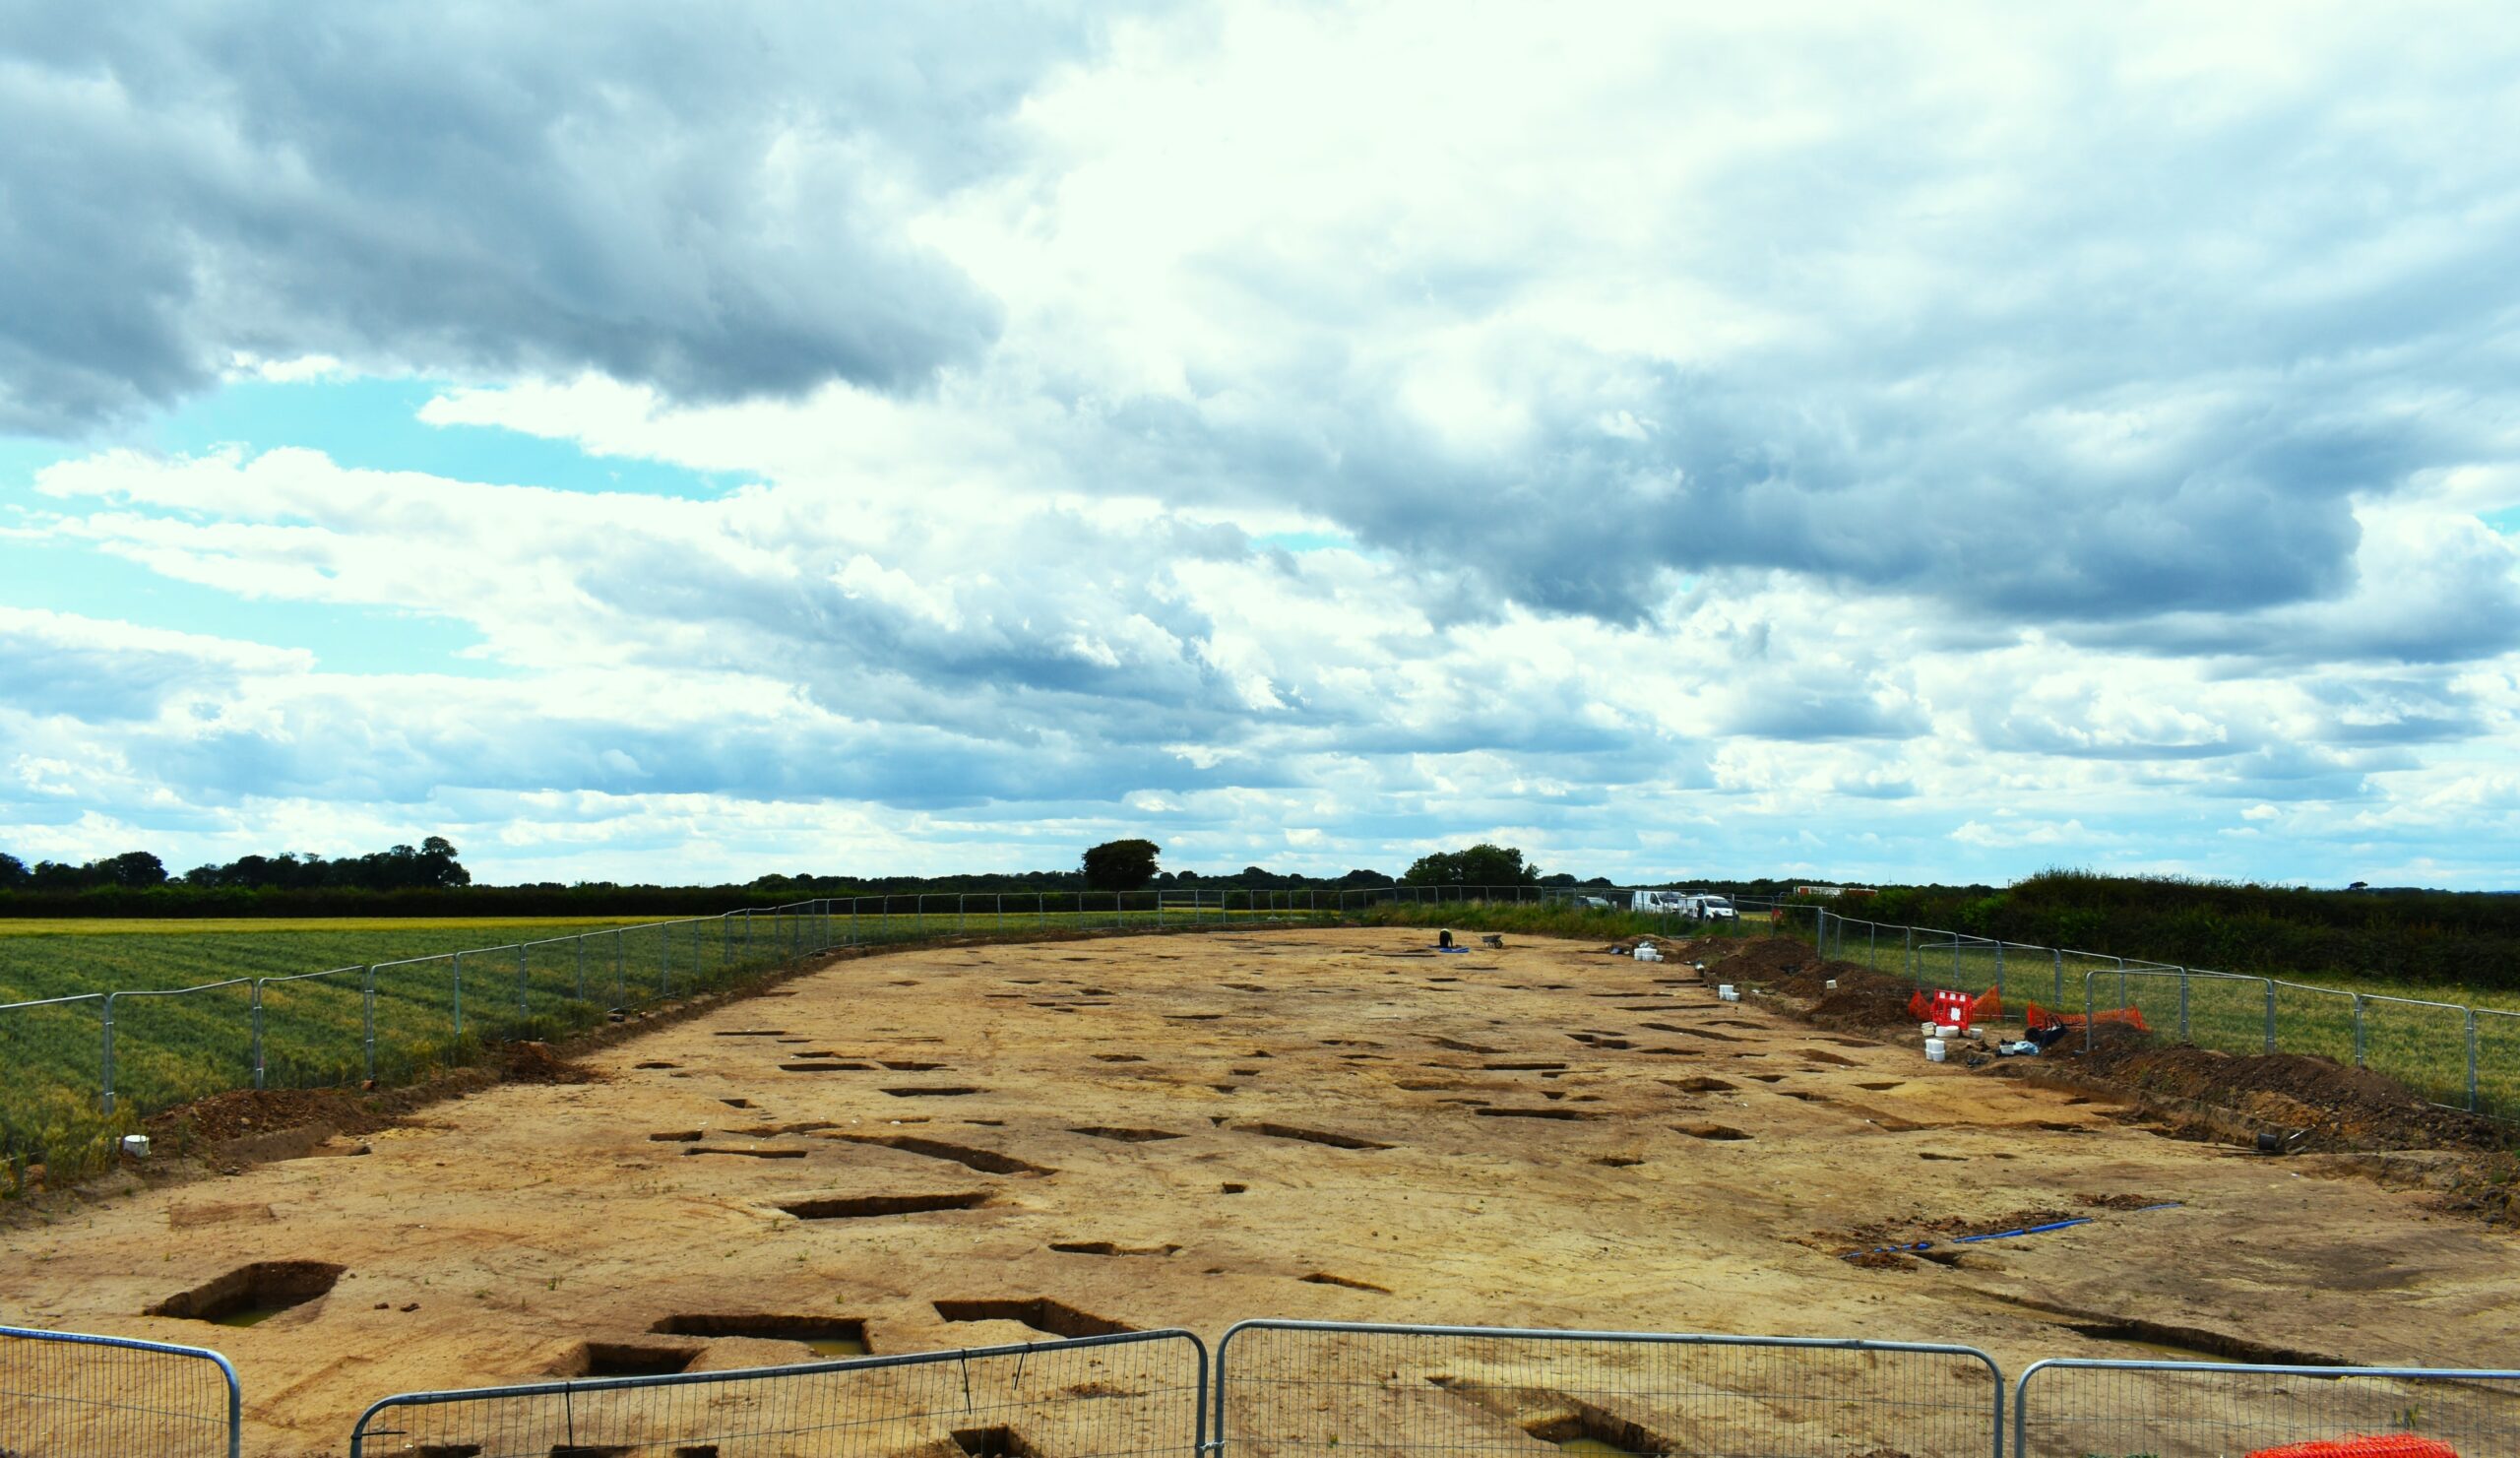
left=4, top=3, right=2518, bottom=888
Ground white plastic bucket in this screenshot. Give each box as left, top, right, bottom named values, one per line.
left=1924, top=1039, right=1947, bottom=1063
left=1717, top=984, right=1738, bottom=1001
left=120, top=1134, right=150, bottom=1158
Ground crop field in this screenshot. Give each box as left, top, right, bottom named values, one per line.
left=1810, top=926, right=2520, bottom=1122
left=3, top=926, right=2515, bottom=1457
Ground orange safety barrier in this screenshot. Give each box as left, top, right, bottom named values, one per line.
left=2247, top=1437, right=2459, bottom=1457
left=2025, top=1001, right=2150, bottom=1035
left=1907, top=987, right=2001, bottom=1033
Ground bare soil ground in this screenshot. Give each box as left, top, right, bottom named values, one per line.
left=4, top=928, right=2515, bottom=1455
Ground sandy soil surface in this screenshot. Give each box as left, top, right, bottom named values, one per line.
left=3, top=927, right=2513, bottom=1455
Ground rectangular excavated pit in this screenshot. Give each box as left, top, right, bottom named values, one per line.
left=652, top=1313, right=871, bottom=1357
left=776, top=1192, right=991, bottom=1220
left=838, top=1134, right=1055, bottom=1176
left=952, top=1426, right=1038, bottom=1458
left=933, top=1299, right=1136, bottom=1339
left=147, top=1260, right=346, bottom=1327
left=565, top=1341, right=701, bottom=1377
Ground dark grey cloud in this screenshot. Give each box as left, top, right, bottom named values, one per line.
left=0, top=2, right=1132, bottom=433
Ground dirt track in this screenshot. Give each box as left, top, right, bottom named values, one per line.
left=3, top=927, right=2514, bottom=1453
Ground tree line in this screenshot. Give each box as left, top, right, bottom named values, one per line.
left=1838, top=869, right=2520, bottom=992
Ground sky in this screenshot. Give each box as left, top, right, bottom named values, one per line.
left=3, top=3, right=2518, bottom=889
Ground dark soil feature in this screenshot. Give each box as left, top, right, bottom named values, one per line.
left=1240, top=1121, right=1392, bottom=1150
left=1070, top=1126, right=1181, bottom=1143
left=502, top=1042, right=602, bottom=1084
left=775, top=1192, right=990, bottom=1219
left=1300, top=1271, right=1392, bottom=1293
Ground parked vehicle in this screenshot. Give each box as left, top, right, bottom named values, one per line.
left=1690, top=893, right=1738, bottom=921
left=1630, top=890, right=1694, bottom=915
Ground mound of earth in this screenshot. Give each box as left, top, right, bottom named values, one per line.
left=498, top=1040, right=601, bottom=1085
left=2073, top=1039, right=2502, bottom=1150
left=146, top=1087, right=396, bottom=1147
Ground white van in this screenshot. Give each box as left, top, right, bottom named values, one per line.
left=1689, top=894, right=1738, bottom=921
left=1629, top=890, right=1692, bottom=915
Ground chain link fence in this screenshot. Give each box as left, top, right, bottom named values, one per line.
left=1213, top=1319, right=2005, bottom=1458
left=346, top=1329, right=1207, bottom=1458
left=0, top=1323, right=241, bottom=1458
left=1812, top=909, right=2519, bottom=1122
left=2015, top=1359, right=2520, bottom=1457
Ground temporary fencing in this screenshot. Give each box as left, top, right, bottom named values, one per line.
left=1812, top=908, right=2519, bottom=1122
left=11, top=1313, right=2520, bottom=1457
left=2014, top=1359, right=2520, bottom=1458
left=346, top=1328, right=1208, bottom=1458
left=1212, top=1319, right=2006, bottom=1458
left=0, top=1323, right=242, bottom=1458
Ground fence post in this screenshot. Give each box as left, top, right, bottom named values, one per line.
left=613, top=931, right=625, bottom=1007
left=2264, top=979, right=2277, bottom=1054
left=1993, top=941, right=2005, bottom=999
left=2354, top=994, right=2366, bottom=1066
left=251, top=981, right=267, bottom=1090
left=1905, top=926, right=1914, bottom=986
left=453, top=951, right=464, bottom=1042
left=100, top=992, right=118, bottom=1112
left=2050, top=947, right=2062, bottom=1006
left=575, top=936, right=586, bottom=1001
left=517, top=944, right=530, bottom=1021
left=661, top=922, right=672, bottom=998
left=2083, top=969, right=2096, bottom=1053
left=363, top=966, right=378, bottom=1081
left=2469, top=1009, right=2481, bottom=1112
left=2114, top=956, right=2126, bottom=1009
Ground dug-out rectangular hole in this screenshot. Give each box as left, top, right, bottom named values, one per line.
left=652, top=1313, right=870, bottom=1357
left=933, top=1298, right=1136, bottom=1339
left=839, top=1134, right=1055, bottom=1176
left=146, top=1260, right=346, bottom=1326
left=952, top=1426, right=1038, bottom=1458
left=776, top=1192, right=991, bottom=1220
left=564, top=1341, right=702, bottom=1377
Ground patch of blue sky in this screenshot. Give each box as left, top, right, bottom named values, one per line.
left=0, top=532, right=499, bottom=677
left=2486, top=505, right=2520, bottom=537
left=1255, top=530, right=1360, bottom=553
left=136, top=374, right=736, bottom=498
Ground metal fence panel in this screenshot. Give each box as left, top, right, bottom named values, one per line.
left=2478, top=1008, right=2520, bottom=1123
left=2358, top=995, right=2478, bottom=1111
left=348, top=1328, right=1208, bottom=1458
left=1214, top=1320, right=2003, bottom=1458
left=2015, top=1359, right=2520, bottom=1458
left=255, top=965, right=370, bottom=1091
left=0, top=1324, right=242, bottom=1458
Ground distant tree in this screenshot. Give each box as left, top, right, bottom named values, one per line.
left=1403, top=843, right=1542, bottom=888
left=1081, top=838, right=1161, bottom=892
left=0, top=852, right=25, bottom=888
left=100, top=851, right=168, bottom=887
left=1334, top=868, right=1388, bottom=887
